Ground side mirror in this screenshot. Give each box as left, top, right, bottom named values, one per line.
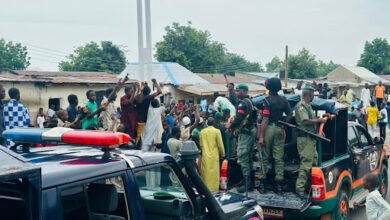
left=374, top=137, right=384, bottom=145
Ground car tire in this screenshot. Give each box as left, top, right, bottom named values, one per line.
left=332, top=190, right=349, bottom=220
left=380, top=165, right=388, bottom=198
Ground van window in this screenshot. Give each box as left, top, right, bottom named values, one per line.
left=134, top=165, right=193, bottom=219
left=356, top=127, right=371, bottom=147
left=348, top=126, right=359, bottom=150
left=61, top=175, right=129, bottom=220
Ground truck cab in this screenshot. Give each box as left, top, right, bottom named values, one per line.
left=229, top=95, right=389, bottom=219
left=0, top=128, right=263, bottom=220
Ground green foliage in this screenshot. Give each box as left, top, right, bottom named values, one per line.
left=0, top=38, right=30, bottom=70
left=265, top=56, right=284, bottom=72
left=218, top=53, right=264, bottom=74
left=358, top=38, right=390, bottom=75
left=266, top=49, right=339, bottom=79
left=59, top=41, right=127, bottom=74
left=155, top=22, right=263, bottom=73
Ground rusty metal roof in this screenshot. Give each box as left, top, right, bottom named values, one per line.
left=0, top=69, right=137, bottom=84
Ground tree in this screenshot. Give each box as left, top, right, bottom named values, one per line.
left=59, top=41, right=127, bottom=74
left=0, top=38, right=30, bottom=70
left=218, top=53, right=264, bottom=74
left=358, top=38, right=390, bottom=74
left=288, top=48, right=318, bottom=79
left=317, top=60, right=339, bottom=77
left=265, top=56, right=284, bottom=72
left=155, top=22, right=263, bottom=73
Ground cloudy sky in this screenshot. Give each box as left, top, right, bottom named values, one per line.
left=0, top=0, right=389, bottom=71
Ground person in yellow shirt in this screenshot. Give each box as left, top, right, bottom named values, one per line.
left=199, top=117, right=225, bottom=192
left=367, top=101, right=383, bottom=138
left=375, top=81, right=386, bottom=107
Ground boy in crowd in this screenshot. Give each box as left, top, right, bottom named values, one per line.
left=354, top=174, right=390, bottom=220
left=4, top=88, right=31, bottom=147
left=57, top=110, right=79, bottom=128
left=379, top=103, right=387, bottom=141
left=66, top=94, right=80, bottom=128
left=82, top=90, right=105, bottom=130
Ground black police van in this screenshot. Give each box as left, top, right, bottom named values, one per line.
left=228, top=95, right=389, bottom=219
left=0, top=128, right=263, bottom=220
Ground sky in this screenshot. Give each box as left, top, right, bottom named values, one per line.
left=0, top=0, right=389, bottom=71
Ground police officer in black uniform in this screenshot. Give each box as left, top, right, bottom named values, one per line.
left=258, top=78, right=291, bottom=193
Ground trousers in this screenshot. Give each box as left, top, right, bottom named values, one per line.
left=368, top=124, right=378, bottom=139
left=259, top=125, right=285, bottom=181
left=296, top=136, right=318, bottom=192
left=237, top=126, right=257, bottom=177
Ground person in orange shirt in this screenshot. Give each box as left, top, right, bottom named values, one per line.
left=375, top=81, right=386, bottom=107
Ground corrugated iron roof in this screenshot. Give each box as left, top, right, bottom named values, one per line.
left=237, top=72, right=280, bottom=78
left=178, top=83, right=266, bottom=96
left=119, top=62, right=210, bottom=86
left=0, top=69, right=136, bottom=84
left=196, top=73, right=253, bottom=84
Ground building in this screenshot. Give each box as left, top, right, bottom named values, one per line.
left=120, top=62, right=266, bottom=104
left=235, top=72, right=280, bottom=84
left=326, top=66, right=389, bottom=85
left=196, top=73, right=266, bottom=96
left=0, top=69, right=135, bottom=124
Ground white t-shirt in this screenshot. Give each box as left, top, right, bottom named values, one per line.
left=294, top=88, right=302, bottom=96
left=366, top=189, right=390, bottom=220
left=37, top=116, right=45, bottom=128
left=380, top=108, right=388, bottom=123
left=48, top=109, right=55, bottom=117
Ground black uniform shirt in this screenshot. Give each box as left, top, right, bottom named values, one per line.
left=230, top=96, right=257, bottom=130
left=262, top=94, right=291, bottom=123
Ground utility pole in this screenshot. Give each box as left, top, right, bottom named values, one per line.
left=284, top=45, right=288, bottom=88
left=136, top=0, right=153, bottom=82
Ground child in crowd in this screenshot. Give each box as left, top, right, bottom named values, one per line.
left=379, top=103, right=387, bottom=141
left=354, top=174, right=390, bottom=220
left=367, top=101, right=382, bottom=138
left=36, top=107, right=45, bottom=128
left=82, top=90, right=105, bottom=130
left=57, top=110, right=79, bottom=128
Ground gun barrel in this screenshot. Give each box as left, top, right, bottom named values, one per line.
left=278, top=120, right=331, bottom=143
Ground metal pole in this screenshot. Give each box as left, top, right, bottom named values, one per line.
left=285, top=45, right=288, bottom=88
left=137, top=0, right=145, bottom=81
left=145, top=0, right=153, bottom=82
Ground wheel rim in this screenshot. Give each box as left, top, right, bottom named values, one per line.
left=339, top=199, right=348, bottom=219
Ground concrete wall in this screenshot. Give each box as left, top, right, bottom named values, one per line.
left=327, top=66, right=361, bottom=83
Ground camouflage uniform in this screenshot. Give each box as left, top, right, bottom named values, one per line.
left=295, top=101, right=318, bottom=192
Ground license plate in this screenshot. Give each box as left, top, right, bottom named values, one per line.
left=263, top=208, right=284, bottom=218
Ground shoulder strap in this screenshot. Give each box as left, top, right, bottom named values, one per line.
left=244, top=98, right=255, bottom=112
left=300, top=103, right=313, bottom=119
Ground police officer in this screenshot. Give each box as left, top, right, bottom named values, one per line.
left=295, top=86, right=326, bottom=198
left=226, top=84, right=257, bottom=194
left=258, top=78, right=291, bottom=194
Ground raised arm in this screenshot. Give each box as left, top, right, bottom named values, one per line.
left=152, top=78, right=162, bottom=97
left=190, top=105, right=200, bottom=132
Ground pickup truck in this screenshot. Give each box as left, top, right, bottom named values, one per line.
left=228, top=95, right=389, bottom=219
left=0, top=128, right=263, bottom=220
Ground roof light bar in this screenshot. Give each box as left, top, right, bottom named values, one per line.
left=3, top=128, right=131, bottom=147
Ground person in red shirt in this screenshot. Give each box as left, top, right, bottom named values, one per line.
left=121, top=85, right=138, bottom=140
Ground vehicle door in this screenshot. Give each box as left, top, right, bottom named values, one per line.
left=0, top=147, right=41, bottom=220
left=355, top=126, right=380, bottom=174
left=130, top=163, right=202, bottom=220
left=348, top=125, right=367, bottom=181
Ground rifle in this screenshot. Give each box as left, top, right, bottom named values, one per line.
left=278, top=120, right=331, bottom=143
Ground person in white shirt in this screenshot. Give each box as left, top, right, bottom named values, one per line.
left=361, top=83, right=372, bottom=108
left=355, top=174, right=390, bottom=220
left=47, top=104, right=55, bottom=118
left=36, top=107, right=45, bottom=128
left=294, top=81, right=303, bottom=96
